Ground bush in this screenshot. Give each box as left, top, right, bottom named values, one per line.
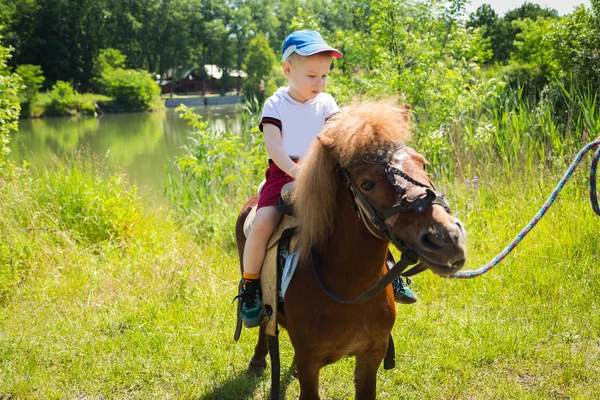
left=46, top=80, right=76, bottom=116
left=103, top=68, right=161, bottom=111
left=15, top=64, right=44, bottom=117
left=92, top=48, right=127, bottom=91
left=0, top=36, right=22, bottom=176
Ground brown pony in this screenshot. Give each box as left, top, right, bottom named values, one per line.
left=235, top=102, right=466, bottom=399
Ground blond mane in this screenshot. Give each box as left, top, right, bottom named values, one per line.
left=294, top=101, right=412, bottom=261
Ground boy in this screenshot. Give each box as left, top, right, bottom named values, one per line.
left=238, top=30, right=416, bottom=328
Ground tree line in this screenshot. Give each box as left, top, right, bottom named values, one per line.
left=0, top=0, right=599, bottom=127
left=0, top=0, right=349, bottom=90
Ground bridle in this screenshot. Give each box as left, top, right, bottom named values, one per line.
left=342, top=141, right=450, bottom=261
left=311, top=141, right=452, bottom=304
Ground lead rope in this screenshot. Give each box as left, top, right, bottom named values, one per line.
left=448, top=139, right=600, bottom=279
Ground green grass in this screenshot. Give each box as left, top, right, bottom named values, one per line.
left=0, top=158, right=599, bottom=398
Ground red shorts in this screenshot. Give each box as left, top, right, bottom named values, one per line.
left=257, top=161, right=299, bottom=209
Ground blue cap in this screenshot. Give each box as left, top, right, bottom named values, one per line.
left=282, top=30, right=342, bottom=61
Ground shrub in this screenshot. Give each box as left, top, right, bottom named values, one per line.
left=0, top=36, right=22, bottom=176
left=46, top=80, right=76, bottom=116
left=103, top=68, right=161, bottom=111
left=15, top=64, right=44, bottom=117
left=92, top=48, right=127, bottom=92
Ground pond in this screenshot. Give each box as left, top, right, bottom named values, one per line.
left=10, top=105, right=242, bottom=205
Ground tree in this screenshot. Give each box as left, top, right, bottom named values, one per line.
left=14, top=63, right=44, bottom=116
left=15, top=64, right=44, bottom=102
left=0, top=35, right=22, bottom=176
left=92, top=48, right=126, bottom=92
left=242, top=33, right=276, bottom=102
left=550, top=3, right=600, bottom=89
left=468, top=2, right=558, bottom=65
left=503, top=18, right=558, bottom=98
left=92, top=48, right=126, bottom=77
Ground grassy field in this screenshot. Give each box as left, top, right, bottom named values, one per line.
left=0, top=158, right=599, bottom=399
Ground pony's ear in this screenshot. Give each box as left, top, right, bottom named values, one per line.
left=317, top=135, right=335, bottom=152
left=400, top=104, right=411, bottom=123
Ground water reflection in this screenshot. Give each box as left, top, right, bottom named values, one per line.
left=10, top=105, right=242, bottom=205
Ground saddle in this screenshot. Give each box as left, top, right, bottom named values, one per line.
left=243, top=182, right=298, bottom=336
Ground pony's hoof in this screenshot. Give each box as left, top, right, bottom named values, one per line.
left=247, top=360, right=267, bottom=377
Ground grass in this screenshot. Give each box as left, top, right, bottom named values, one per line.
left=0, top=156, right=599, bottom=398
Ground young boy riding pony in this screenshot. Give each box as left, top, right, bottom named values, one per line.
left=238, top=30, right=417, bottom=328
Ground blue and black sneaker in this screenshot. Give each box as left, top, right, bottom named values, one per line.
left=236, top=279, right=265, bottom=328
left=392, top=276, right=417, bottom=304
left=387, top=251, right=418, bottom=304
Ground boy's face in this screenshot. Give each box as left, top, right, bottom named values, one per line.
left=283, top=52, right=334, bottom=103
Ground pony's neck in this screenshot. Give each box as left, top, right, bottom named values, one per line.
left=319, top=191, right=390, bottom=296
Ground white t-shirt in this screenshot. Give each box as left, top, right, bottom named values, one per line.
left=259, top=87, right=340, bottom=158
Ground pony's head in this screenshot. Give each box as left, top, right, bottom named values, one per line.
left=294, top=101, right=466, bottom=276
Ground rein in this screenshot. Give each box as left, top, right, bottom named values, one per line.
left=447, top=139, right=600, bottom=279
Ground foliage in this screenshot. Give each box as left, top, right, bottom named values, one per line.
left=102, top=68, right=161, bottom=111
left=92, top=48, right=127, bottom=91
left=468, top=2, right=558, bottom=65
left=549, top=3, right=600, bottom=90
left=327, top=0, right=502, bottom=146
left=242, top=33, right=277, bottom=103
left=46, top=80, right=76, bottom=116
left=165, top=103, right=264, bottom=247
left=498, top=18, right=559, bottom=99
left=0, top=34, right=21, bottom=176
left=14, top=64, right=44, bottom=103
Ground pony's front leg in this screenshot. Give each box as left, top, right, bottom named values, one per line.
left=354, top=344, right=388, bottom=400
left=295, top=354, right=322, bottom=400
left=247, top=323, right=268, bottom=376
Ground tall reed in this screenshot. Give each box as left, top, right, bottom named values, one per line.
left=164, top=101, right=265, bottom=249
left=417, top=84, right=599, bottom=182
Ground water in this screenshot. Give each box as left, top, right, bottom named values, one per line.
left=10, top=105, right=242, bottom=205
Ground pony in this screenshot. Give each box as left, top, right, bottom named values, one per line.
left=235, top=101, right=466, bottom=399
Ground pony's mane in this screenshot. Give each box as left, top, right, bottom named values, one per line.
left=294, top=101, right=412, bottom=261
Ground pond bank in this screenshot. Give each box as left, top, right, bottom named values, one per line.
left=164, top=95, right=243, bottom=108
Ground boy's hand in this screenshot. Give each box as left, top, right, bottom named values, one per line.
left=288, top=164, right=301, bottom=179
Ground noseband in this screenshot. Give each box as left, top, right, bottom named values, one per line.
left=341, top=141, right=450, bottom=262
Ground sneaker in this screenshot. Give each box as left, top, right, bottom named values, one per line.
left=237, top=280, right=265, bottom=328
left=392, top=276, right=417, bottom=304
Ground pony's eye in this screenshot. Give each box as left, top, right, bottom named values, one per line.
left=360, top=180, right=375, bottom=191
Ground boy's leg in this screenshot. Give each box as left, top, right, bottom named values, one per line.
left=239, top=206, right=282, bottom=328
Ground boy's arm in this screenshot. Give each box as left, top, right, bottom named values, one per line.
left=263, top=123, right=300, bottom=179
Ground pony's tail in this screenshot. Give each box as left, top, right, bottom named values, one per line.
left=295, top=136, right=338, bottom=264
